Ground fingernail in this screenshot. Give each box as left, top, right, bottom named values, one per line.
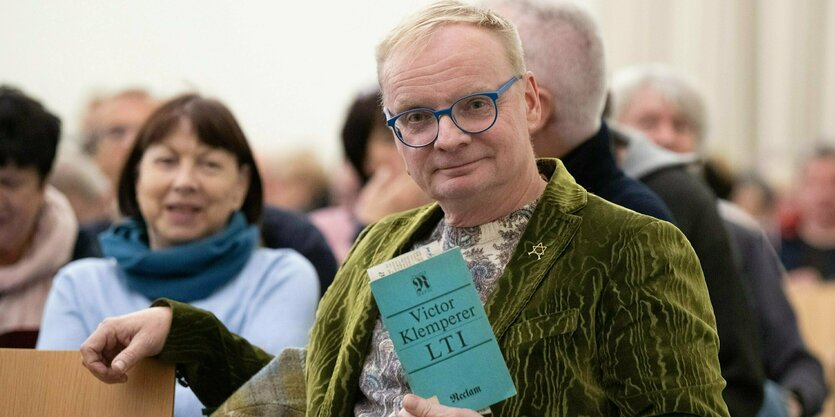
left=113, top=360, right=126, bottom=373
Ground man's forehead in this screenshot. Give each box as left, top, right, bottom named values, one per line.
left=381, top=31, right=511, bottom=109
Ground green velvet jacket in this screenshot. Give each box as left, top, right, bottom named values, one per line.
left=159, top=159, right=729, bottom=417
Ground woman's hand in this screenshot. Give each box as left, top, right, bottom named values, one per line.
left=354, top=166, right=432, bottom=225
left=80, top=307, right=173, bottom=383
left=398, top=394, right=483, bottom=417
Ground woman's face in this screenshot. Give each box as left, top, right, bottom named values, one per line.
left=0, top=165, right=45, bottom=263
left=136, top=122, right=250, bottom=250
left=363, top=124, right=404, bottom=177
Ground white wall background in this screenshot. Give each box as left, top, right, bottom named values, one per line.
left=3, top=0, right=834, bottom=186
left=0, top=0, right=435, bottom=162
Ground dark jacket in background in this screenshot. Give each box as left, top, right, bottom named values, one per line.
left=560, top=122, right=674, bottom=222
left=618, top=130, right=766, bottom=417
left=722, top=202, right=826, bottom=416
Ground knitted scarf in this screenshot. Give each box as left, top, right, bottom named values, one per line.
left=99, top=212, right=258, bottom=302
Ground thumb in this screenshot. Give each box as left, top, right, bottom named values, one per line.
left=110, top=342, right=145, bottom=374
left=402, top=394, right=436, bottom=417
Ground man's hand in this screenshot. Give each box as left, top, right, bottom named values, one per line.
left=398, top=394, right=482, bottom=417
left=80, top=307, right=173, bottom=383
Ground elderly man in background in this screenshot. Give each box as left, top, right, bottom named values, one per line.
left=81, top=89, right=159, bottom=190
left=78, top=2, right=728, bottom=416
left=611, top=65, right=826, bottom=417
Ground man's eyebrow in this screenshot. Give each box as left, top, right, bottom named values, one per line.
left=389, top=97, right=425, bottom=113
left=389, top=82, right=497, bottom=113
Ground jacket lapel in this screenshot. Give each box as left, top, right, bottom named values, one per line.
left=484, top=159, right=587, bottom=340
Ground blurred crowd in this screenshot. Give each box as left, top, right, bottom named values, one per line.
left=1, top=1, right=833, bottom=417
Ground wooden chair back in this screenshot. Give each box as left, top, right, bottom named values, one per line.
left=0, top=349, right=174, bottom=417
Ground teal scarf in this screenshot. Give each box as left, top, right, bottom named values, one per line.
left=99, top=212, right=259, bottom=302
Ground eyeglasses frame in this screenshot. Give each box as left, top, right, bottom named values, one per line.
left=384, top=75, right=523, bottom=148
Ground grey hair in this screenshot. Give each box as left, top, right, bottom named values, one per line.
left=375, top=0, right=526, bottom=86
left=610, top=64, right=708, bottom=143
left=489, top=0, right=606, bottom=141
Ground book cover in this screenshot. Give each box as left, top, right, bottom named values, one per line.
left=368, top=244, right=516, bottom=411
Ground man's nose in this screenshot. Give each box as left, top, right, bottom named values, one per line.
left=650, top=124, right=677, bottom=149
left=434, top=115, right=470, bottom=151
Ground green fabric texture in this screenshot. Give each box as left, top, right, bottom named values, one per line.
left=158, top=159, right=730, bottom=416
left=153, top=299, right=274, bottom=407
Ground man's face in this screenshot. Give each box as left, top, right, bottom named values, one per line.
left=89, top=96, right=157, bottom=185
left=618, top=86, right=699, bottom=154
left=380, top=24, right=538, bottom=204
left=798, top=156, right=835, bottom=228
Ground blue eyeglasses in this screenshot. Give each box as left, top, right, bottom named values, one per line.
left=384, top=75, right=522, bottom=148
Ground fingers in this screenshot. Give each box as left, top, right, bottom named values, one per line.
left=402, top=394, right=433, bottom=417
left=400, top=394, right=482, bottom=417
left=401, top=395, right=444, bottom=417
left=81, top=320, right=128, bottom=383
left=79, top=307, right=172, bottom=384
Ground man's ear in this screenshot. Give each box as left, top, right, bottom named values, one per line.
left=530, top=87, right=553, bottom=135
left=523, top=73, right=544, bottom=134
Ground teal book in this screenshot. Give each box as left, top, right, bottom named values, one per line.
left=368, top=243, right=516, bottom=411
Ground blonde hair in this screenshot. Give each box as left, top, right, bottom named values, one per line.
left=376, top=0, right=525, bottom=85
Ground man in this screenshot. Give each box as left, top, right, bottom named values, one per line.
left=490, top=3, right=766, bottom=416
left=611, top=65, right=826, bottom=417
left=81, top=89, right=159, bottom=189
left=491, top=0, right=671, bottom=222
left=80, top=2, right=728, bottom=416
left=781, top=146, right=835, bottom=282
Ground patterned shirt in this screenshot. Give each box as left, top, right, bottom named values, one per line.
left=354, top=200, right=539, bottom=417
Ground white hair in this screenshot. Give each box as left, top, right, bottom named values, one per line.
left=490, top=0, right=606, bottom=142
left=610, top=64, right=708, bottom=143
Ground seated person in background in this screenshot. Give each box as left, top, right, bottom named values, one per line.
left=80, top=2, right=728, bottom=416
left=0, top=86, right=99, bottom=348
left=611, top=65, right=826, bottom=417
left=37, top=94, right=320, bottom=417
left=730, top=172, right=780, bottom=237
left=780, top=145, right=835, bottom=283
left=492, top=3, right=764, bottom=415
left=81, top=88, right=159, bottom=193
left=48, top=144, right=115, bottom=225
left=79, top=91, right=338, bottom=295
left=309, top=160, right=362, bottom=263
left=259, top=149, right=330, bottom=212
left=311, top=88, right=430, bottom=264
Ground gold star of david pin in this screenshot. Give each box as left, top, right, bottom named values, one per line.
left=528, top=243, right=547, bottom=260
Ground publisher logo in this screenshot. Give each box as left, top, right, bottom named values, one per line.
left=412, top=274, right=431, bottom=295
